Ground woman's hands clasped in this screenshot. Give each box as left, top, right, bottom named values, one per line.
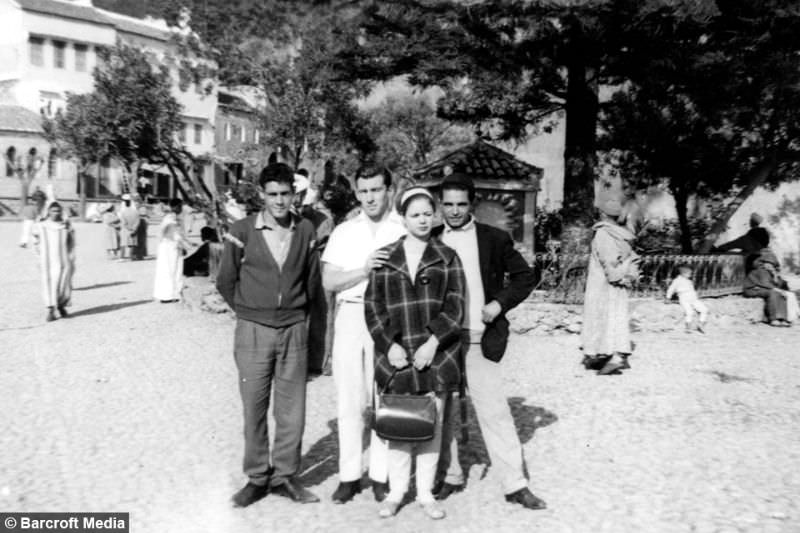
left=413, top=336, right=440, bottom=370
left=387, top=343, right=409, bottom=369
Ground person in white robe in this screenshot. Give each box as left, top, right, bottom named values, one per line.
left=32, top=202, right=75, bottom=322
left=153, top=199, right=193, bottom=302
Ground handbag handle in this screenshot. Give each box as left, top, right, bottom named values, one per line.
left=380, top=365, right=421, bottom=395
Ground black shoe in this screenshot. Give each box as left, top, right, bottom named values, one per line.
left=231, top=482, right=269, bottom=508
left=598, top=354, right=625, bottom=375
left=505, top=488, right=547, bottom=510
left=57, top=305, right=68, bottom=318
left=46, top=309, right=57, bottom=322
left=582, top=355, right=609, bottom=371
left=372, top=481, right=389, bottom=502
left=271, top=479, right=320, bottom=504
left=434, top=482, right=464, bottom=501
left=331, top=480, right=362, bottom=504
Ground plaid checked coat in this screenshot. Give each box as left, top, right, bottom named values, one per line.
left=364, top=236, right=466, bottom=394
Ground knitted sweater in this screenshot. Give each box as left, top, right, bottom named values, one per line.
left=216, top=213, right=319, bottom=327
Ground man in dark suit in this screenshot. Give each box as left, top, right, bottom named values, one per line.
left=432, top=173, right=546, bottom=510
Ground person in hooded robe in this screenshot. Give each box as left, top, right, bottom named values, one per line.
left=581, top=194, right=640, bottom=375
left=713, top=213, right=771, bottom=273
left=32, top=202, right=76, bottom=322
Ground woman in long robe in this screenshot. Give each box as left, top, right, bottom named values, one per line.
left=33, top=202, right=75, bottom=322
left=581, top=198, right=638, bottom=375
left=153, top=200, right=192, bottom=302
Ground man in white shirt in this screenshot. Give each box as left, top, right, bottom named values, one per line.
left=321, top=167, right=406, bottom=503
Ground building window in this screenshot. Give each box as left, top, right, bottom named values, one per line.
left=225, top=123, right=231, bottom=141
left=29, top=37, right=45, bottom=67
left=240, top=126, right=246, bottom=142
left=53, top=40, right=66, bottom=69
left=194, top=124, right=202, bottom=144
left=178, top=122, right=187, bottom=143
left=254, top=129, right=260, bottom=144
left=74, top=44, right=88, bottom=72
left=5, top=146, right=17, bottom=177
left=231, top=124, right=241, bottom=142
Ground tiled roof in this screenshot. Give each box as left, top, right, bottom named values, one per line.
left=413, top=139, right=543, bottom=182
left=17, top=0, right=112, bottom=26
left=20, top=1, right=170, bottom=41
left=0, top=105, right=45, bottom=134
left=103, top=13, right=169, bottom=41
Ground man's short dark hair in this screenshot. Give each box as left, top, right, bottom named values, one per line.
left=355, top=165, right=392, bottom=188
left=259, top=162, right=295, bottom=188
left=440, top=172, right=476, bottom=202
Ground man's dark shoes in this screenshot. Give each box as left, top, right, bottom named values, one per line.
left=331, top=480, right=362, bottom=504
left=271, top=478, right=320, bottom=504
left=505, top=488, right=547, bottom=510
left=232, top=482, right=269, bottom=508
left=57, top=305, right=68, bottom=318
left=433, top=482, right=464, bottom=501
left=372, top=480, right=390, bottom=502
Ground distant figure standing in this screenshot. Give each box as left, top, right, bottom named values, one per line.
left=102, top=205, right=121, bottom=259
left=581, top=197, right=640, bottom=375
left=32, top=202, right=75, bottom=322
left=133, top=204, right=149, bottom=260
left=714, top=213, right=770, bottom=273
left=666, top=265, right=708, bottom=333
left=18, top=200, right=40, bottom=248
left=153, top=199, right=192, bottom=303
left=180, top=202, right=194, bottom=236
left=119, top=194, right=140, bottom=260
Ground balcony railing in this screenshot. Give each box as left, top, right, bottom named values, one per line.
left=528, top=252, right=746, bottom=304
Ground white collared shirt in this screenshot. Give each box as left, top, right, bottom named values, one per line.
left=255, top=210, right=296, bottom=270
left=322, top=210, right=406, bottom=302
left=441, top=216, right=486, bottom=334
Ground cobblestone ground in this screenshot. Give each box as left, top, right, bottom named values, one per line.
left=1, top=221, right=799, bottom=533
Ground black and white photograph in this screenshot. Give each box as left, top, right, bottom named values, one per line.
left=1, top=0, right=799, bottom=531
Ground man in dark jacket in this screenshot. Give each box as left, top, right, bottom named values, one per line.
left=432, top=173, right=546, bottom=510
left=216, top=162, right=320, bottom=507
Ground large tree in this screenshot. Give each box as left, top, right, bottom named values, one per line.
left=599, top=0, right=800, bottom=252
left=44, top=42, right=203, bottom=211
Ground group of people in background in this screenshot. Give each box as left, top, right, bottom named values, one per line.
left=217, top=163, right=546, bottom=521
left=102, top=194, right=148, bottom=261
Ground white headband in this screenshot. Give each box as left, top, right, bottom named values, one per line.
left=400, top=187, right=433, bottom=208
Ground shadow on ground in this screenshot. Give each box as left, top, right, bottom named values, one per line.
left=298, top=419, right=338, bottom=487
left=455, top=398, right=558, bottom=484
left=74, top=281, right=133, bottom=291
left=68, top=299, right=152, bottom=318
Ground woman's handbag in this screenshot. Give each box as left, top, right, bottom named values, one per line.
left=373, top=369, right=437, bottom=442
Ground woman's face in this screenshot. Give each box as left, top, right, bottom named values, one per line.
left=403, top=197, right=434, bottom=239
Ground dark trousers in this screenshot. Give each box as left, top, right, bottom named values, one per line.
left=234, top=318, right=308, bottom=486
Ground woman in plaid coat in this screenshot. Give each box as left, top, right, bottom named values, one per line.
left=364, top=187, right=466, bottom=520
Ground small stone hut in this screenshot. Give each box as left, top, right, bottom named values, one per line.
left=413, top=139, right=542, bottom=250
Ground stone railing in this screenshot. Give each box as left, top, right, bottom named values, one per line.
left=529, top=252, right=745, bottom=304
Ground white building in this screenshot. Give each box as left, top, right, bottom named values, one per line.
left=0, top=0, right=217, bottom=208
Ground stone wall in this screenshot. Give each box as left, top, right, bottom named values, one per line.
left=183, top=275, right=770, bottom=336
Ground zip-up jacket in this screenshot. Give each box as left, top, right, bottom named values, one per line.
left=216, top=212, right=319, bottom=327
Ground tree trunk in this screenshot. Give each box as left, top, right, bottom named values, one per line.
left=19, top=173, right=30, bottom=209
left=78, top=170, right=87, bottom=220
left=672, top=184, right=693, bottom=253
left=562, top=41, right=599, bottom=224
left=696, top=157, right=778, bottom=253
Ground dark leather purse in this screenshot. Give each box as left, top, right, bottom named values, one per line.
left=373, top=369, right=437, bottom=442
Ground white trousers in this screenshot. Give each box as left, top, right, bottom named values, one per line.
left=332, top=302, right=388, bottom=482
left=386, top=393, right=445, bottom=504
left=19, top=219, right=34, bottom=246
left=680, top=297, right=708, bottom=324
left=441, top=343, right=528, bottom=494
